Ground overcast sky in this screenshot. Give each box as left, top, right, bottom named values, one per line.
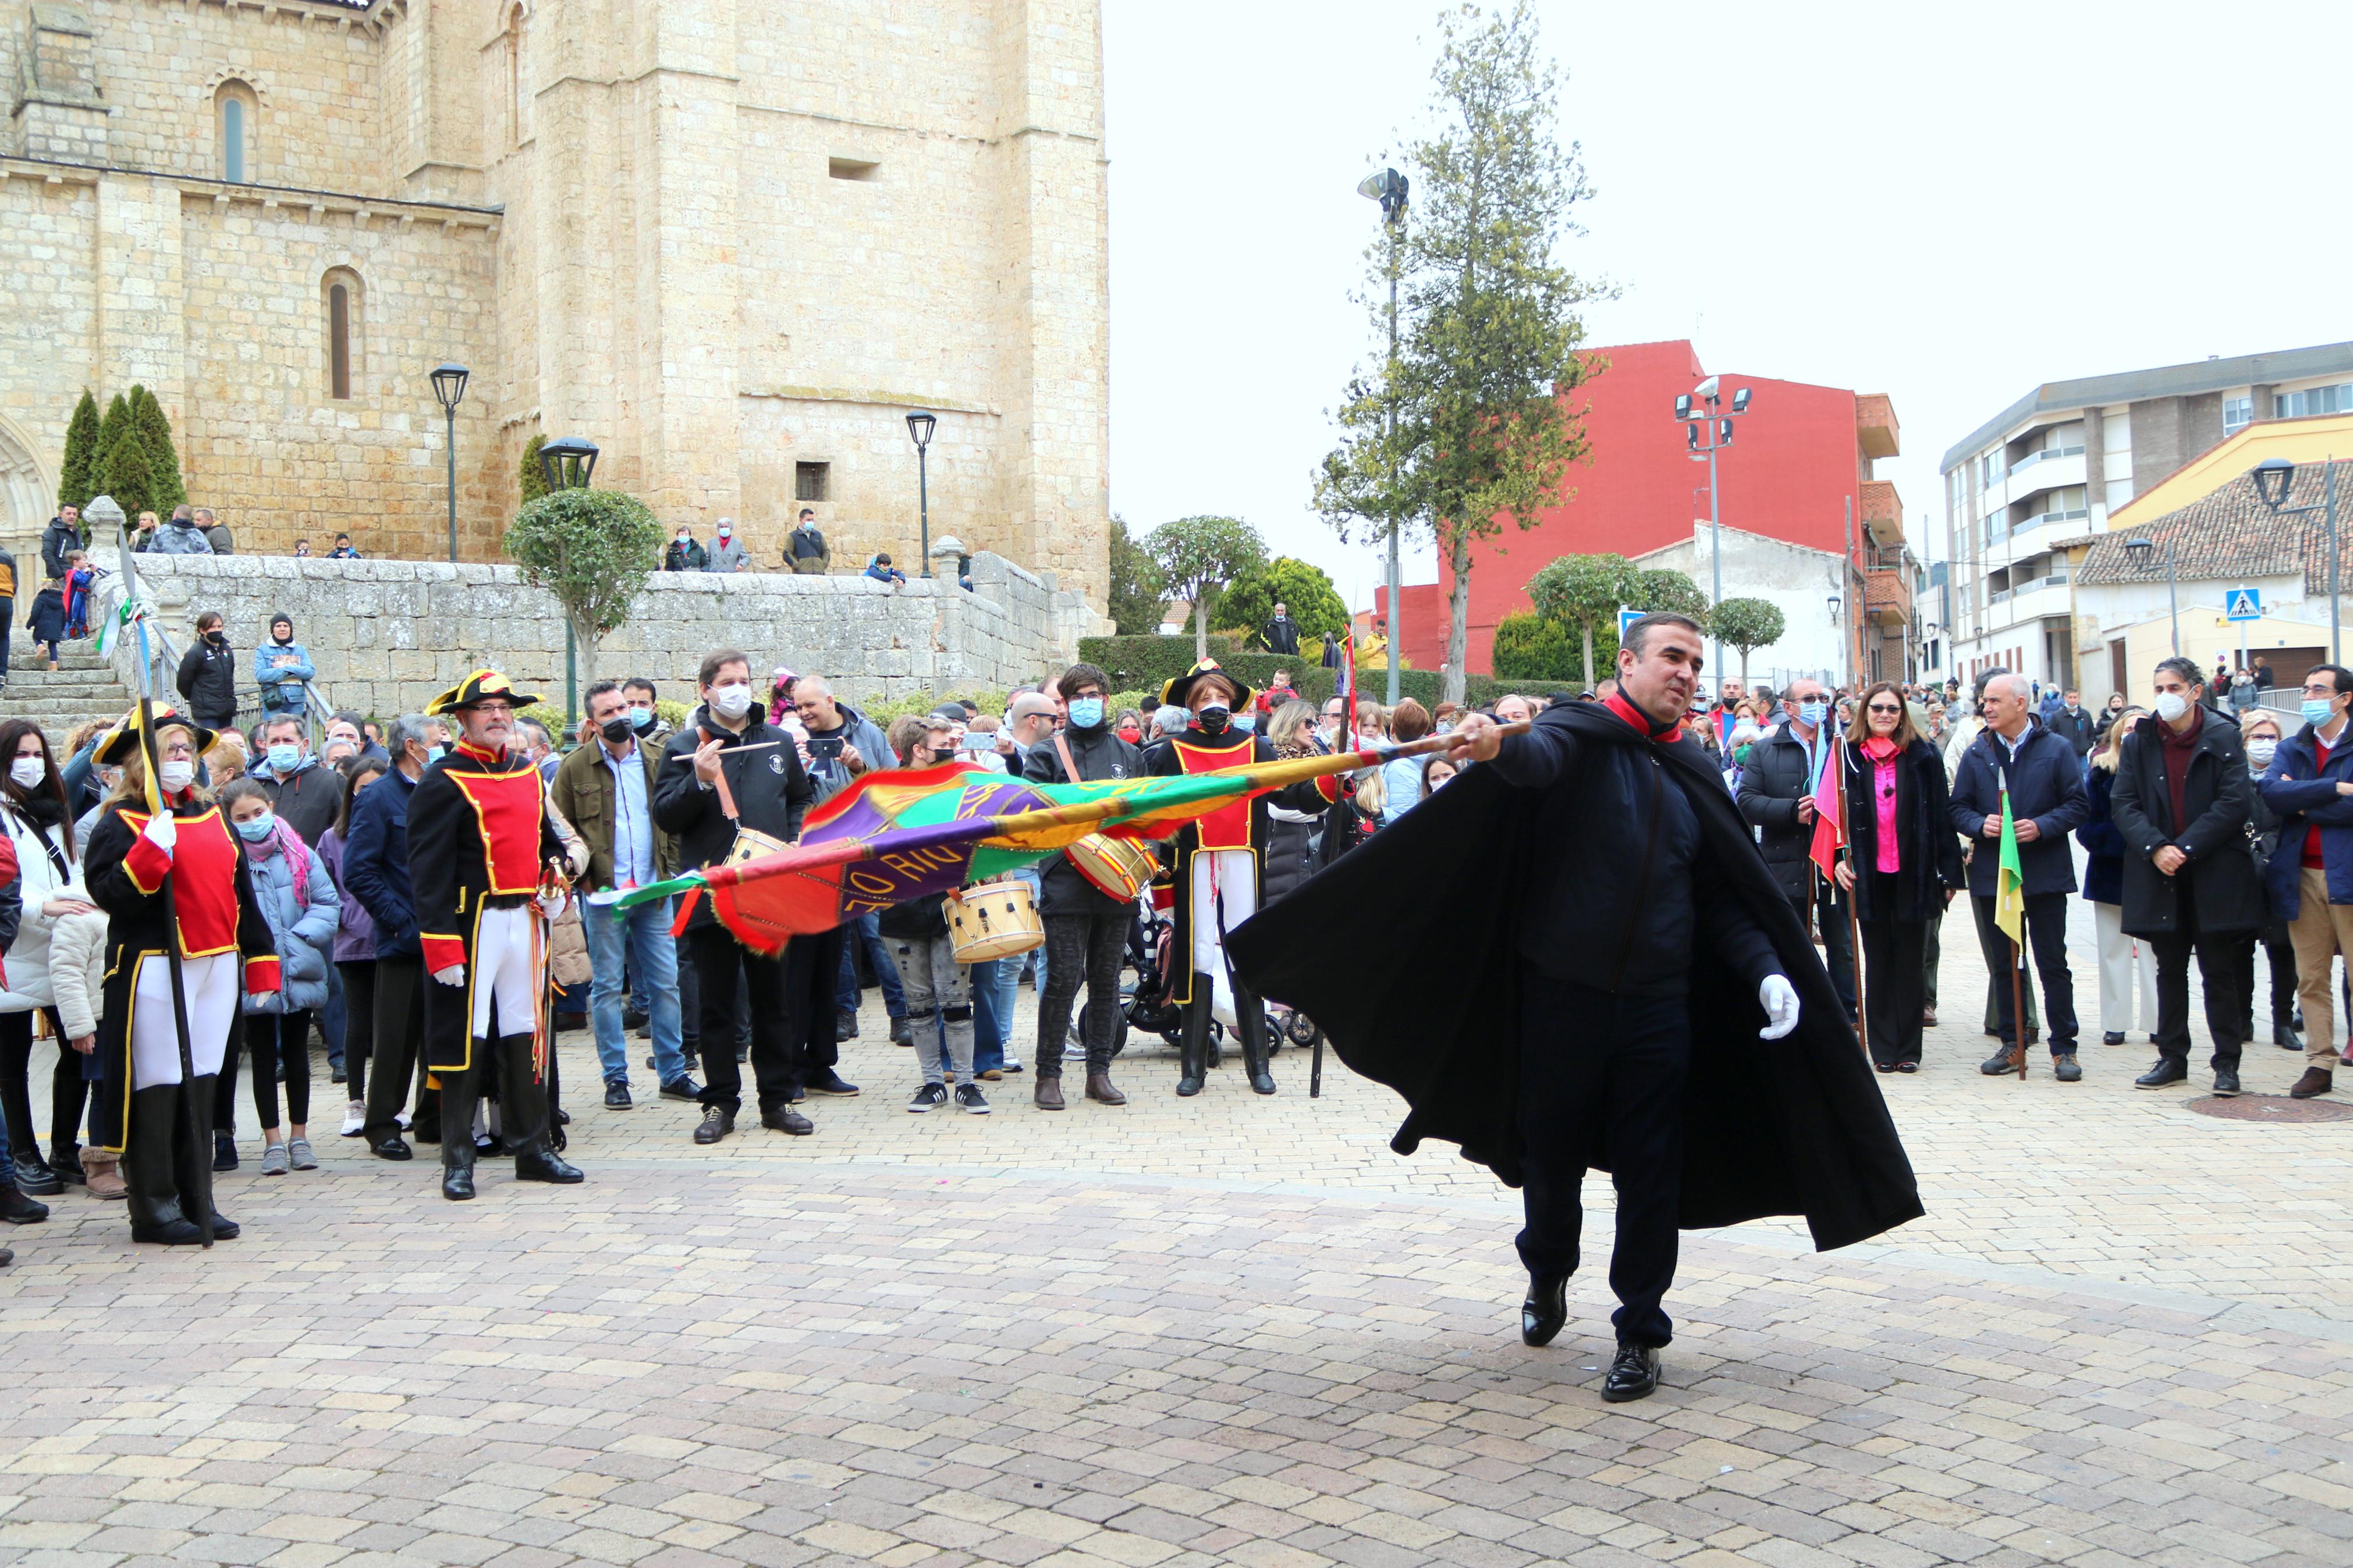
left=1102, top=1, right=2353, bottom=614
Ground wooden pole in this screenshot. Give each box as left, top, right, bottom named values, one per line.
left=1834, top=735, right=1869, bottom=1061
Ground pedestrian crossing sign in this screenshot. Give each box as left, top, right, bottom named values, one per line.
left=2226, top=588, right=2262, bottom=622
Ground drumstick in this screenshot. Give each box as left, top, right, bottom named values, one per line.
left=665, top=739, right=787, bottom=760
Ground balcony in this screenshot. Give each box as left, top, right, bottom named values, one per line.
left=1864, top=563, right=1911, bottom=625
left=2004, top=450, right=2087, bottom=502
left=1860, top=480, right=1904, bottom=546
left=1857, top=393, right=1901, bottom=461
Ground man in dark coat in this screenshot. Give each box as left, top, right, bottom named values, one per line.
left=2108, top=656, right=2260, bottom=1095
left=38, top=508, right=80, bottom=582
left=2045, top=689, right=2100, bottom=759
left=1263, top=602, right=1301, bottom=656
left=1231, top=613, right=1921, bottom=1406
left=1949, top=672, right=2091, bottom=1079
left=1737, top=678, right=1857, bottom=1019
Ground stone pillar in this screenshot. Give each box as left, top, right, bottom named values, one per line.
left=94, top=175, right=184, bottom=418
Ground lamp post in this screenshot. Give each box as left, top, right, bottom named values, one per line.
left=430, top=362, right=469, bottom=564
left=2123, top=535, right=2178, bottom=654
left=905, top=410, right=938, bottom=578
left=1358, top=165, right=1409, bottom=704
left=2252, top=456, right=2340, bottom=663
left=537, top=435, right=599, bottom=728
left=1826, top=586, right=1844, bottom=689
left=1677, top=378, right=1754, bottom=681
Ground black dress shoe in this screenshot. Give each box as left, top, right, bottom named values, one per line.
left=204, top=1212, right=239, bottom=1240
left=805, top=1070, right=860, bottom=1097
left=2102, top=1030, right=2127, bottom=1046
left=661, top=1076, right=701, bottom=1101
left=212, top=1132, right=238, bottom=1172
left=604, top=1080, right=633, bottom=1110
left=2135, top=1057, right=2188, bottom=1089
left=693, top=1106, right=734, bottom=1144
left=760, top=1106, right=814, bottom=1135
left=1895, top=1061, right=1918, bottom=1073
left=131, top=1216, right=204, bottom=1244
left=1520, top=1274, right=1568, bottom=1347
left=1873, top=1061, right=1896, bottom=1074
left=370, top=1137, right=414, bottom=1161
left=515, top=1150, right=583, bottom=1183
left=0, top=1187, right=49, bottom=1224
left=12, top=1157, right=62, bottom=1196
left=1602, top=1342, right=1661, bottom=1403
left=442, top=1168, right=475, bottom=1200
left=2276, top=1022, right=2305, bottom=1051
left=2213, top=1068, right=2242, bottom=1097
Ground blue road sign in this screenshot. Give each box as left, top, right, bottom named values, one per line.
left=2226, top=588, right=2262, bottom=623
left=1618, top=606, right=1644, bottom=639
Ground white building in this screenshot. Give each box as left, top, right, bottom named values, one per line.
left=1637, top=524, right=1850, bottom=692
left=1941, top=342, right=2353, bottom=688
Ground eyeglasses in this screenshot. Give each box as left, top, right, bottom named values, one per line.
left=2303, top=684, right=2339, bottom=698
left=1865, top=703, right=1902, bottom=715
left=471, top=702, right=516, bottom=716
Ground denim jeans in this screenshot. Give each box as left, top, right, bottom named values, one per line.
left=322, top=958, right=347, bottom=1072
left=835, top=910, right=907, bottom=1019
left=969, top=868, right=1044, bottom=1072
left=586, top=895, right=687, bottom=1087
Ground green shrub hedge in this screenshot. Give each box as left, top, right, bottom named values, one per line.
left=1078, top=635, right=1523, bottom=710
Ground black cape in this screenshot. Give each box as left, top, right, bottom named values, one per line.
left=1228, top=702, right=1924, bottom=1252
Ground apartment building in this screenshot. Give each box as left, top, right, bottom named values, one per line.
left=1941, top=341, right=2353, bottom=687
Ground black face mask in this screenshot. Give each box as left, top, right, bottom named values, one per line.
left=599, top=716, right=635, bottom=746
left=1195, top=705, right=1230, bottom=737
left=205, top=630, right=225, bottom=645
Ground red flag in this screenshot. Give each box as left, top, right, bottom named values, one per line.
left=1808, top=737, right=1845, bottom=883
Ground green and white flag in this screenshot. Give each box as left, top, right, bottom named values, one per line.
left=93, top=597, right=135, bottom=659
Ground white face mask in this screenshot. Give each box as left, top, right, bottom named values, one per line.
left=9, top=758, right=44, bottom=790
left=2154, top=692, right=2189, bottom=723
left=158, top=759, right=196, bottom=792
left=709, top=682, right=753, bottom=719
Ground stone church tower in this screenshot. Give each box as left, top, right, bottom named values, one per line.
left=0, top=0, right=1110, bottom=606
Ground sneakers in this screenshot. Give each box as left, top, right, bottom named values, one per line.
left=605, top=1080, right=633, bottom=1110
left=260, top=1142, right=290, bottom=1176
left=836, top=1009, right=861, bottom=1040
left=908, top=1083, right=948, bottom=1113
left=693, top=1105, right=734, bottom=1144
left=805, top=1070, right=861, bottom=1097
left=287, top=1137, right=317, bottom=1171
left=340, top=1101, right=367, bottom=1136
left=954, top=1083, right=991, bottom=1115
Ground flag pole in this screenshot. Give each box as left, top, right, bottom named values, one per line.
left=132, top=621, right=212, bottom=1248
left=1316, top=635, right=1359, bottom=1101
left=2000, top=770, right=2028, bottom=1082
left=1834, top=734, right=1868, bottom=1061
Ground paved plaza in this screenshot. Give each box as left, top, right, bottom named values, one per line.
left=3, top=888, right=2351, bottom=1568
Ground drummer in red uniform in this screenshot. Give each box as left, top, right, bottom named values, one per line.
left=410, top=669, right=579, bottom=1201
left=1145, top=660, right=1340, bottom=1096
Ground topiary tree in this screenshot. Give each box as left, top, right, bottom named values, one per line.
left=129, top=385, right=186, bottom=514
left=1148, top=514, right=1268, bottom=660
left=1217, top=556, right=1350, bottom=649
left=1490, top=611, right=1579, bottom=684
left=1525, top=552, right=1637, bottom=692
left=519, top=433, right=550, bottom=507
left=504, top=487, right=665, bottom=702
left=1629, top=567, right=1710, bottom=628
left=1711, top=596, right=1785, bottom=685
left=59, top=389, right=100, bottom=513
left=93, top=392, right=154, bottom=522
left=1105, top=513, right=1165, bottom=634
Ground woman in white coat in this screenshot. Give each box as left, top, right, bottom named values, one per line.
left=0, top=720, right=97, bottom=1194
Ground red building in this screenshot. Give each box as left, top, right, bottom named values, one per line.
left=1379, top=339, right=1904, bottom=678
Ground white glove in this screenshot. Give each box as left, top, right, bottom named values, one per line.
left=432, top=963, right=466, bottom=987
left=1758, top=975, right=1801, bottom=1041
left=141, top=811, right=177, bottom=856
left=537, top=888, right=568, bottom=919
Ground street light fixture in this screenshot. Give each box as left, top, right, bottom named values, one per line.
left=538, top=434, right=599, bottom=492
left=2251, top=455, right=2341, bottom=662
left=1358, top=165, right=1410, bottom=703
left=905, top=410, right=938, bottom=579
left=1675, top=379, right=1756, bottom=681
left=430, top=362, right=469, bottom=564
left=2123, top=535, right=2179, bottom=655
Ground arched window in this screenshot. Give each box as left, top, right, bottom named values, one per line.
left=322, top=270, right=363, bottom=400
left=505, top=5, right=530, bottom=148
left=215, top=81, right=257, bottom=183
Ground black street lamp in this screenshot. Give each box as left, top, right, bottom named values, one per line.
left=430, top=362, right=469, bottom=563
left=2252, top=455, right=2341, bottom=663
left=1357, top=165, right=1410, bottom=704
left=905, top=410, right=938, bottom=578
left=538, top=434, right=600, bottom=493
left=1678, top=376, right=1755, bottom=678
left=2123, top=536, right=2179, bottom=655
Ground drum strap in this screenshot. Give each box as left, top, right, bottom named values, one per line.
left=1053, top=732, right=1081, bottom=784
left=705, top=727, right=743, bottom=824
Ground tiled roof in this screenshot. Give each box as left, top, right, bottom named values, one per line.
left=2077, top=465, right=2350, bottom=593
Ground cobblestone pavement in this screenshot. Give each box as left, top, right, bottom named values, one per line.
left=3, top=881, right=2350, bottom=1567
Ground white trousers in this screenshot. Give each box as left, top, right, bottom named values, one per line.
left=1190, top=848, right=1257, bottom=1029
left=2092, top=900, right=2159, bottom=1035
left=129, top=951, right=239, bottom=1088
left=470, top=904, right=542, bottom=1040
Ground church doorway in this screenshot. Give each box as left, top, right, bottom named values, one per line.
left=0, top=416, right=52, bottom=570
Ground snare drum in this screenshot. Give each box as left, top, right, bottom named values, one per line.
left=723, top=826, right=792, bottom=867
left=946, top=878, right=1045, bottom=963
left=1066, top=833, right=1157, bottom=902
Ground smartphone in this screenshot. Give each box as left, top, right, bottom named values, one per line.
left=808, top=735, right=844, bottom=760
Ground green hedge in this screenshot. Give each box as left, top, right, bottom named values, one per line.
left=1078, top=635, right=1519, bottom=710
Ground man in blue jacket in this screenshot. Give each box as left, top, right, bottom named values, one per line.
left=1949, top=672, right=2090, bottom=1080
left=2258, top=662, right=2353, bottom=1099
left=343, top=713, right=446, bottom=1157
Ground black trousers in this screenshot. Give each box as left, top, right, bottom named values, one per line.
left=338, top=959, right=377, bottom=1104
left=1858, top=895, right=1928, bottom=1067
left=362, top=956, right=427, bottom=1146
left=244, top=1010, right=313, bottom=1130
left=1516, top=971, right=1688, bottom=1349
left=1037, top=912, right=1125, bottom=1077
left=2148, top=883, right=2252, bottom=1072
left=439, top=1032, right=552, bottom=1168
left=1972, top=891, right=2078, bottom=1053
left=688, top=925, right=793, bottom=1114
left=1785, top=878, right=1856, bottom=1017
left=2238, top=934, right=2298, bottom=1037
left=212, top=1014, right=243, bottom=1132
left=0, top=1007, right=77, bottom=1160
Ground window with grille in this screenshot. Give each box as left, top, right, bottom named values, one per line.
left=795, top=461, right=829, bottom=502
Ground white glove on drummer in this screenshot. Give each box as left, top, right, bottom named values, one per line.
left=1758, top=975, right=1800, bottom=1040
left=141, top=810, right=177, bottom=858
left=537, top=887, right=568, bottom=919
left=433, top=964, right=466, bottom=987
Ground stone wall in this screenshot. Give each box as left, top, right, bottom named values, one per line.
left=90, top=550, right=1095, bottom=721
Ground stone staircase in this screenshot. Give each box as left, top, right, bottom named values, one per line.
left=5, top=637, right=143, bottom=739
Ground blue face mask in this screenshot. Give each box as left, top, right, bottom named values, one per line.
left=266, top=743, right=301, bottom=775
left=234, top=810, right=276, bottom=842
left=427, top=742, right=448, bottom=762
left=2304, top=698, right=2338, bottom=727
left=1067, top=698, right=1105, bottom=730
left=1798, top=702, right=1828, bottom=729
left=1233, top=712, right=1257, bottom=733
left=630, top=707, right=656, bottom=732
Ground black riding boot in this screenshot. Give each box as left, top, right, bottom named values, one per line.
left=501, top=1033, right=581, bottom=1183
left=177, top=1076, right=236, bottom=1239
left=1233, top=982, right=1276, bottom=1096
left=440, top=1068, right=477, bottom=1200
left=1177, top=980, right=1212, bottom=1097
left=125, top=1086, right=201, bottom=1245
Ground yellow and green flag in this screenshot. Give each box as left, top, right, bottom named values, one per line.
left=1994, top=767, right=2025, bottom=944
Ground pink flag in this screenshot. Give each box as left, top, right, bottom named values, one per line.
left=1807, top=737, right=1844, bottom=883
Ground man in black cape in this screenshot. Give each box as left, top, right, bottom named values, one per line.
left=1229, top=613, right=1922, bottom=1403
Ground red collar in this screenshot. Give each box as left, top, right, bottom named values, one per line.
left=455, top=738, right=507, bottom=765
left=1604, top=691, right=1682, bottom=742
